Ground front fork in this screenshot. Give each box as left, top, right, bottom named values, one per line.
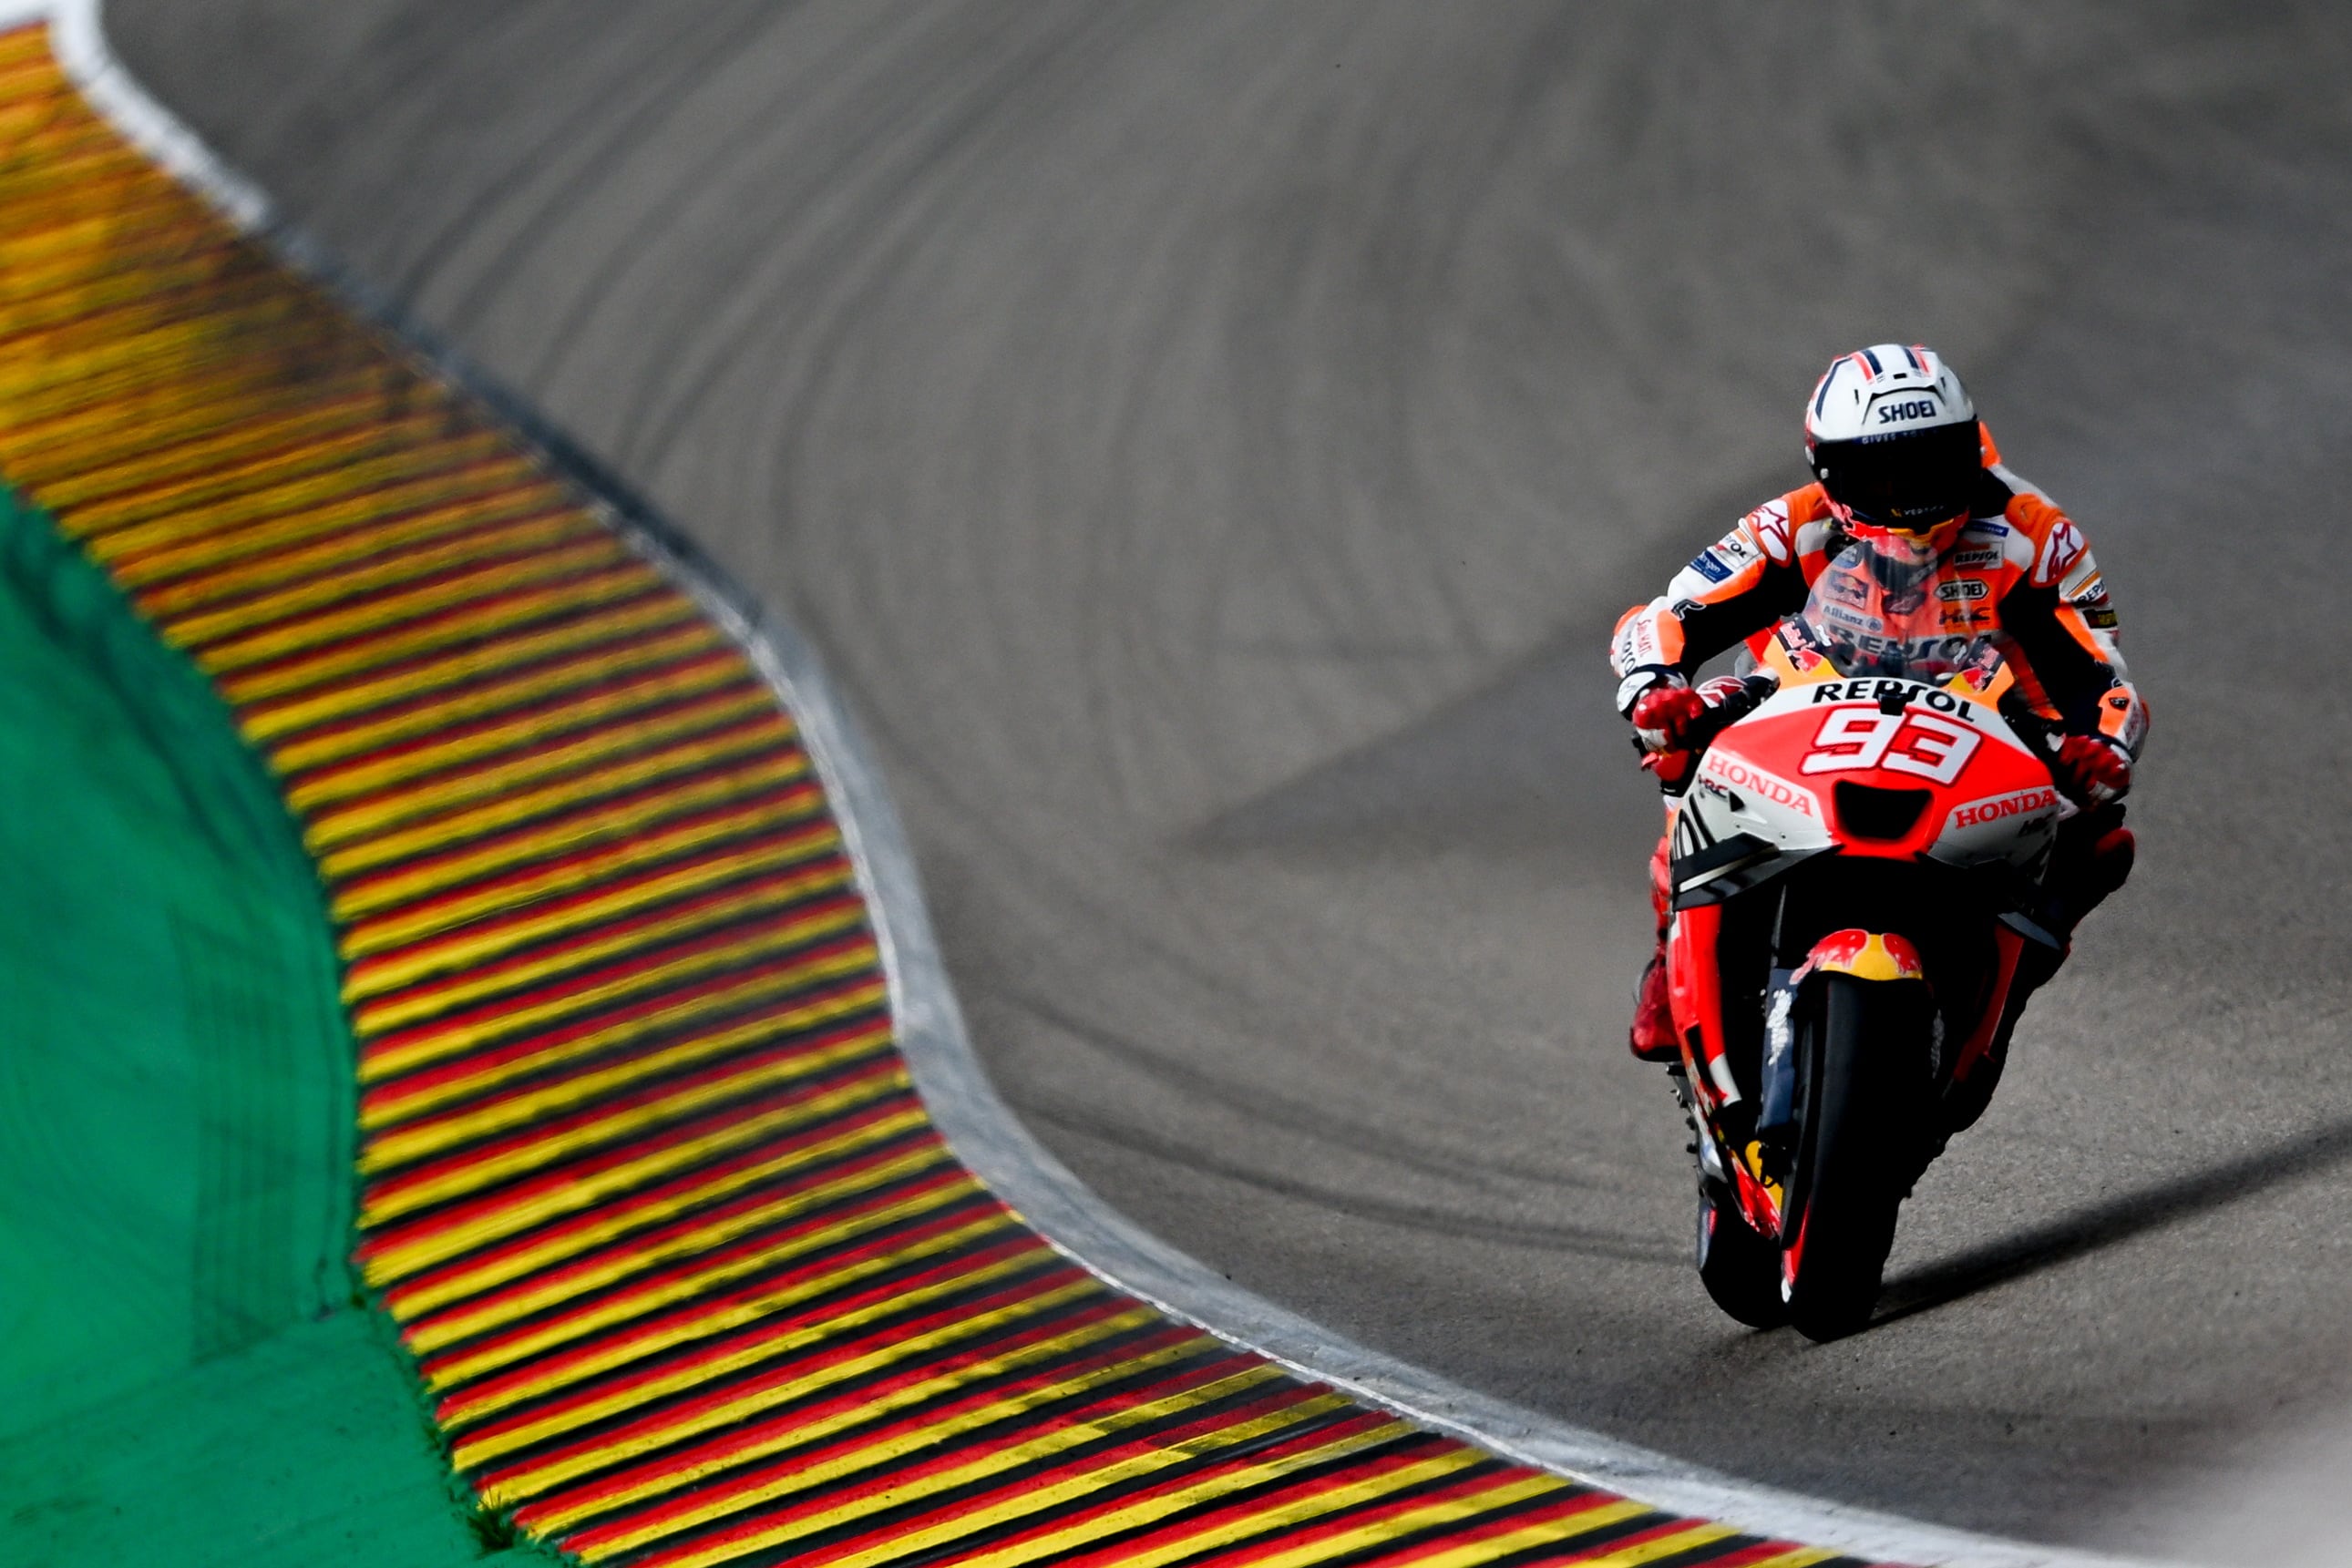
left=1678, top=924, right=1931, bottom=1236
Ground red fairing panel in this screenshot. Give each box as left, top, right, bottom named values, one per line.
left=1668, top=902, right=1731, bottom=1101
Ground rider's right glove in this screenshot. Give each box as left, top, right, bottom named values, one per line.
left=1625, top=679, right=1705, bottom=753
left=2055, top=733, right=2133, bottom=808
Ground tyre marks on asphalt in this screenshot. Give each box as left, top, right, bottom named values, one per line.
left=0, top=21, right=1860, bottom=1568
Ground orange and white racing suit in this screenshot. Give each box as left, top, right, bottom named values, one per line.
left=1610, top=437, right=2148, bottom=758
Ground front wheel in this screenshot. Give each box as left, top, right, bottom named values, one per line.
left=1697, top=1189, right=1787, bottom=1328
left=1781, top=972, right=1933, bottom=1341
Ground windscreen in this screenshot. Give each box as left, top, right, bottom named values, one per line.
left=1784, top=540, right=2007, bottom=686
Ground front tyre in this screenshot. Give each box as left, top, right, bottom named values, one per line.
left=1782, top=972, right=1932, bottom=1341
left=1697, top=1190, right=1787, bottom=1328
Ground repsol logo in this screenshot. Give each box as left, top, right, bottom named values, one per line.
left=1936, top=578, right=1989, bottom=601
left=1809, top=679, right=1972, bottom=715
left=1874, top=398, right=1939, bottom=424
left=1952, top=787, right=2058, bottom=828
left=1823, top=630, right=1976, bottom=666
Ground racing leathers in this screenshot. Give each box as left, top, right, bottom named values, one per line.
left=1610, top=433, right=2148, bottom=1089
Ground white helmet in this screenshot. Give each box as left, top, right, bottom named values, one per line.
left=1803, top=344, right=1981, bottom=538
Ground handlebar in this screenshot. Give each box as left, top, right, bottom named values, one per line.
left=1634, top=660, right=2079, bottom=810
left=1996, top=691, right=2066, bottom=760
left=1681, top=671, right=1782, bottom=753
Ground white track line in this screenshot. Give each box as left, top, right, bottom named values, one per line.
left=38, top=4, right=2169, bottom=1563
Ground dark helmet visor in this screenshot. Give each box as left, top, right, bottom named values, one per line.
left=1813, top=421, right=1980, bottom=529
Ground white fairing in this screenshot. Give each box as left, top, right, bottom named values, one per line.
left=1681, top=733, right=1832, bottom=857
left=1679, top=682, right=2058, bottom=874
left=1931, top=779, right=2063, bottom=869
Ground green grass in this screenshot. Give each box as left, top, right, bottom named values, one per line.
left=0, top=487, right=548, bottom=1566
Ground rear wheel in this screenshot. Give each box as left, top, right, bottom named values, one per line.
left=1697, top=1188, right=1787, bottom=1328
left=1782, top=973, right=1932, bottom=1341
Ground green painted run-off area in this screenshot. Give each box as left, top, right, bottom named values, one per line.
left=0, top=488, right=543, bottom=1565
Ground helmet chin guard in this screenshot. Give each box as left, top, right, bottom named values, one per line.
left=1804, top=343, right=1981, bottom=538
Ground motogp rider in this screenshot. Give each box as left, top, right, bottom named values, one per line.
left=1608, top=344, right=2147, bottom=1111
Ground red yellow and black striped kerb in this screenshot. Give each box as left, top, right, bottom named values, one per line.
left=0, top=21, right=1871, bottom=1568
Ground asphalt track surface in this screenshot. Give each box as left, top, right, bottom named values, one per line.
left=103, top=3, right=2352, bottom=1553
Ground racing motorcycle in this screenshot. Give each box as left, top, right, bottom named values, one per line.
left=1657, top=540, right=2073, bottom=1340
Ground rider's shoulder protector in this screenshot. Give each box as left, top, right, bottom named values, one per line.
left=1983, top=470, right=2151, bottom=758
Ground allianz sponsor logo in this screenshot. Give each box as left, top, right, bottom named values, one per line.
left=1701, top=748, right=1820, bottom=818
left=1950, top=786, right=2058, bottom=829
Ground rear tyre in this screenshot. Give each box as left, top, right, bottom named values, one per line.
left=1782, top=973, right=1931, bottom=1342
left=1697, top=1190, right=1788, bottom=1328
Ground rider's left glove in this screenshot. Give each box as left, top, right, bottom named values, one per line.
left=2056, top=733, right=2132, bottom=808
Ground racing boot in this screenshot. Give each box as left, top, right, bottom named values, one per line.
left=1630, top=943, right=1679, bottom=1061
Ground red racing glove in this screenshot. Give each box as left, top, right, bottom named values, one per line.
left=2056, top=733, right=2132, bottom=807
left=1628, top=681, right=1706, bottom=753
